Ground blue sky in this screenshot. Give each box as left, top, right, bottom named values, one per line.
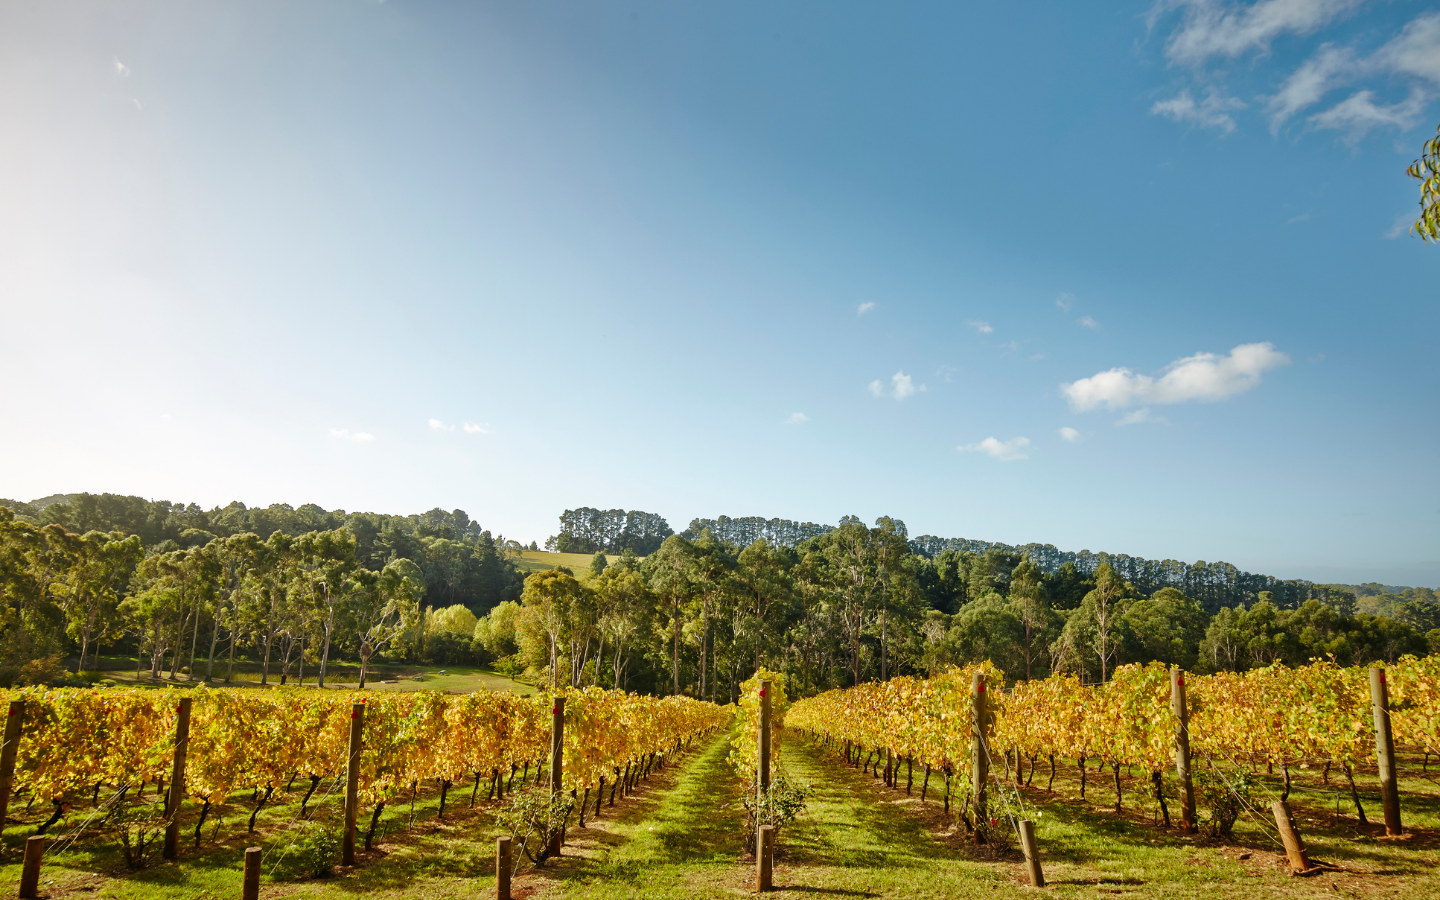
left=1, top=1, right=1436, bottom=585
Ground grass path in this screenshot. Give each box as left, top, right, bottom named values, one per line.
left=541, top=730, right=1440, bottom=899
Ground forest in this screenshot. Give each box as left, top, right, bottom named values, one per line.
left=1, top=493, right=1437, bottom=696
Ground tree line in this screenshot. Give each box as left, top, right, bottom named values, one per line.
left=0, top=495, right=531, bottom=686
left=3, top=494, right=1436, bottom=699
left=482, top=514, right=1440, bottom=700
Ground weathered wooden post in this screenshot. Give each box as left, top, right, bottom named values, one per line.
left=496, top=836, right=512, bottom=900
left=342, top=701, right=364, bottom=865
left=972, top=671, right=988, bottom=828
left=1370, top=667, right=1402, bottom=835
left=547, top=696, right=566, bottom=856
left=756, top=824, right=775, bottom=892
left=757, top=679, right=772, bottom=888
left=0, top=699, right=23, bottom=837
left=1017, top=819, right=1044, bottom=887
left=163, top=697, right=192, bottom=860
left=1272, top=800, right=1310, bottom=871
left=1171, top=668, right=1196, bottom=833
left=19, top=835, right=45, bottom=899
left=242, top=846, right=261, bottom=900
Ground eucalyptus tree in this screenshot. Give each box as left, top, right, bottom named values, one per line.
left=646, top=535, right=698, bottom=695
left=825, top=516, right=881, bottom=686
left=591, top=568, right=653, bottom=689
left=1008, top=556, right=1060, bottom=680
left=59, top=531, right=142, bottom=672
left=520, top=568, right=583, bottom=688
left=347, top=558, right=422, bottom=688
left=287, top=529, right=359, bottom=687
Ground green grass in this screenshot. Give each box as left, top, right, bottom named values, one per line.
left=4, top=726, right=1439, bottom=900
left=84, top=657, right=537, bottom=696
left=515, top=551, right=620, bottom=583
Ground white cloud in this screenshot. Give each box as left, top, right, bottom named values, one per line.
left=785, top=412, right=810, bottom=424
left=857, top=301, right=877, bottom=316
left=1309, top=88, right=1428, bottom=141
left=1151, top=89, right=1247, bottom=133
left=1385, top=211, right=1416, bottom=239
left=129, top=98, right=142, bottom=112
left=114, top=57, right=130, bottom=77
left=1375, top=12, right=1440, bottom=86
left=1266, top=44, right=1357, bottom=130
left=329, top=428, right=375, bottom=442
left=1061, top=341, right=1290, bottom=411
left=871, top=371, right=926, bottom=400
left=1157, top=0, right=1366, bottom=66
left=428, top=418, right=455, bottom=431
left=1115, top=408, right=1170, bottom=426
left=462, top=422, right=491, bottom=433
left=1287, top=211, right=1312, bottom=224
left=1078, top=316, right=1100, bottom=329
left=958, top=436, right=1031, bottom=461
left=969, top=320, right=994, bottom=334
left=1059, top=427, right=1080, bottom=442
left=1055, top=293, right=1074, bottom=312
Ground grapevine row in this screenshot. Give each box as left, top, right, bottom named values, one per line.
left=0, top=686, right=728, bottom=822
left=787, top=657, right=1440, bottom=796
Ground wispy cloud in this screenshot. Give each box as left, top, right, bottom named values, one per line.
left=1309, top=88, right=1428, bottom=141
left=1061, top=342, right=1290, bottom=411
left=958, top=436, right=1031, bottom=461
left=129, top=98, right=142, bottom=112
left=857, top=301, right=877, bottom=316
left=1078, top=316, right=1100, bottom=329
left=785, top=412, right=810, bottom=425
left=1155, top=0, right=1366, bottom=67
left=114, top=57, right=130, bottom=77
left=428, top=418, right=455, bottom=431
left=463, top=422, right=491, bottom=433
left=330, top=428, right=375, bottom=442
left=1266, top=43, right=1356, bottom=131
left=1385, top=212, right=1416, bottom=239
left=1115, top=408, right=1169, bottom=426
left=1059, top=426, right=1080, bottom=442
left=936, top=364, right=957, bottom=383
left=870, top=371, right=927, bottom=400
left=969, top=321, right=994, bottom=334
left=1287, top=211, right=1313, bottom=224
left=1375, top=12, right=1440, bottom=86
left=1151, top=89, right=1247, bottom=134
left=1055, top=293, right=1074, bottom=312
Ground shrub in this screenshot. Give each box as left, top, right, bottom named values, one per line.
left=272, top=821, right=342, bottom=880
left=741, top=775, right=810, bottom=852
left=496, top=786, right=574, bottom=867
left=1197, top=768, right=1252, bottom=839
left=108, top=800, right=166, bottom=869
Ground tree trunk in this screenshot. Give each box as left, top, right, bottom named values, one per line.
left=319, top=604, right=334, bottom=688
left=206, top=606, right=221, bottom=682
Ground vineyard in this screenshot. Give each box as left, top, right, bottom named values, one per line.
left=0, top=685, right=727, bottom=870
left=787, top=657, right=1440, bottom=843
left=3, top=663, right=1440, bottom=898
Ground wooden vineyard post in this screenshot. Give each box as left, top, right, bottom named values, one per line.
left=0, top=699, right=23, bottom=837
left=19, top=835, right=44, bottom=899
left=163, top=697, right=192, bottom=860
left=242, top=846, right=261, bottom=900
left=757, top=679, right=773, bottom=889
left=1171, top=668, right=1196, bottom=833
left=1272, top=800, right=1310, bottom=872
left=756, top=825, right=775, bottom=892
left=496, top=836, right=512, bottom=900
left=548, top=696, right=566, bottom=856
left=1370, top=667, right=1402, bottom=835
left=972, top=671, right=988, bottom=829
left=342, top=701, right=364, bottom=866
left=1017, top=819, right=1044, bottom=887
